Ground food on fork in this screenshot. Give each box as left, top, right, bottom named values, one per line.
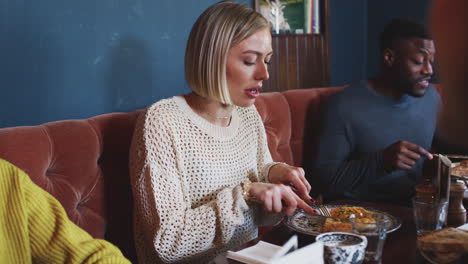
left=417, top=227, right=468, bottom=263
left=322, top=206, right=375, bottom=232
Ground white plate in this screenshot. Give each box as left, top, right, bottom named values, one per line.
left=285, top=204, right=402, bottom=236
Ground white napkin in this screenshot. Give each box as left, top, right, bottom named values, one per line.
left=270, top=241, right=324, bottom=264
left=226, top=236, right=323, bottom=264
left=226, top=241, right=284, bottom=264
left=457, top=223, right=468, bottom=231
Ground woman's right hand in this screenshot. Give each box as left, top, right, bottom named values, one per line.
left=248, top=182, right=317, bottom=216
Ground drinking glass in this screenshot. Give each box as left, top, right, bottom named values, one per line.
left=412, top=197, right=448, bottom=236
left=350, top=214, right=389, bottom=264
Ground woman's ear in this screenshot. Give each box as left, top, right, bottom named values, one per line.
left=383, top=48, right=395, bottom=67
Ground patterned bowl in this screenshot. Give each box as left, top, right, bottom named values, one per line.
left=316, top=232, right=367, bottom=264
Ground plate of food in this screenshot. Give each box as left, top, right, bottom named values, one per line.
left=451, top=160, right=468, bottom=180
left=417, top=227, right=468, bottom=264
left=284, top=205, right=402, bottom=236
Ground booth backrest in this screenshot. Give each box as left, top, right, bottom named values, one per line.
left=0, top=110, right=142, bottom=260
left=0, top=87, right=345, bottom=261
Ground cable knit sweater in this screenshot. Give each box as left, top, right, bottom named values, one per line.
left=0, top=159, right=130, bottom=264
left=129, top=96, right=281, bottom=263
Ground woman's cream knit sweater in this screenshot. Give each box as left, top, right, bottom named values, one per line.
left=129, top=96, right=280, bottom=263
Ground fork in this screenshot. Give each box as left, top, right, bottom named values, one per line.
left=317, top=205, right=332, bottom=217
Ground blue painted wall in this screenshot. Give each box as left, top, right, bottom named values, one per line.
left=366, top=0, right=431, bottom=78
left=328, top=0, right=367, bottom=86
left=328, top=0, right=431, bottom=86
left=0, top=0, right=249, bottom=127
left=0, top=0, right=431, bottom=127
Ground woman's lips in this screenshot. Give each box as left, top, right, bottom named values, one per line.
left=244, top=88, right=260, bottom=98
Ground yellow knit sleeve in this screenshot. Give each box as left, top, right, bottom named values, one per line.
left=0, top=159, right=131, bottom=264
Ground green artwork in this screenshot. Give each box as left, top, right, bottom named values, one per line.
left=282, top=0, right=305, bottom=33
left=257, top=0, right=318, bottom=34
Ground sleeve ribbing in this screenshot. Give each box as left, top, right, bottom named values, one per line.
left=0, top=159, right=130, bottom=264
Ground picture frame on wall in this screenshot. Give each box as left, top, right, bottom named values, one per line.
left=255, top=0, right=320, bottom=34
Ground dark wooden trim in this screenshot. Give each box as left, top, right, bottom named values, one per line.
left=323, top=0, right=331, bottom=86
left=263, top=0, right=331, bottom=92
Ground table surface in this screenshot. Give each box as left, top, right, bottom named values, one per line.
left=224, top=200, right=467, bottom=264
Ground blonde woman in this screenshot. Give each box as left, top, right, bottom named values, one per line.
left=129, top=2, right=315, bottom=263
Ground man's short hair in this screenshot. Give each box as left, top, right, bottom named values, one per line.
left=380, top=19, right=431, bottom=52
left=184, top=1, right=269, bottom=105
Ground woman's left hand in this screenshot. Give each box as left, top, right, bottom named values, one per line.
left=267, top=164, right=313, bottom=203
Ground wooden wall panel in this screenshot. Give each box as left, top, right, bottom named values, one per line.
left=262, top=0, right=330, bottom=93
left=263, top=34, right=330, bottom=92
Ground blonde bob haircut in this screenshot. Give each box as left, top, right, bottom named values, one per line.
left=185, top=1, right=269, bottom=105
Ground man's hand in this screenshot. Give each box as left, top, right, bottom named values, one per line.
left=248, top=182, right=317, bottom=216
left=383, top=140, right=433, bottom=171
left=268, top=164, right=313, bottom=203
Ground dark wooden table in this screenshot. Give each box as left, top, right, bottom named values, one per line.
left=225, top=200, right=422, bottom=264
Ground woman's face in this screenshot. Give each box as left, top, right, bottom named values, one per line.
left=226, top=28, right=272, bottom=107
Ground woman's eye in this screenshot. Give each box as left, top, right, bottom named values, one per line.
left=265, top=60, right=271, bottom=65
left=244, top=61, right=255, bottom=65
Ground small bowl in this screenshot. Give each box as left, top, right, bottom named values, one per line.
left=316, top=232, right=367, bottom=264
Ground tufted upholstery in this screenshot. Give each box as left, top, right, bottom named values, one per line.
left=9, top=86, right=464, bottom=262
left=0, top=88, right=343, bottom=261
left=282, top=87, right=346, bottom=167
left=254, top=92, right=295, bottom=165
left=0, top=110, right=142, bottom=261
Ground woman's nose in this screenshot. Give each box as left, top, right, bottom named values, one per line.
left=255, top=62, right=269, bottom=81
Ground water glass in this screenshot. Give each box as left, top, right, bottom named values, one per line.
left=412, top=197, right=448, bottom=236
left=350, top=214, right=389, bottom=263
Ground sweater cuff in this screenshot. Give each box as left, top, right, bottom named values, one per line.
left=234, top=185, right=250, bottom=211
left=261, top=162, right=286, bottom=183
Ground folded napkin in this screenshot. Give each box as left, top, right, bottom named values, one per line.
left=226, top=241, right=284, bottom=264
left=270, top=242, right=324, bottom=264
left=226, top=236, right=323, bottom=264
left=457, top=223, right=468, bottom=231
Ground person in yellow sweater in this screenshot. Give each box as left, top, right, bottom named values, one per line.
left=0, top=158, right=131, bottom=264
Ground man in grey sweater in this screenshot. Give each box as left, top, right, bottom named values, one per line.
left=310, top=19, right=439, bottom=205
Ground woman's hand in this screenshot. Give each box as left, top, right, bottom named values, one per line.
left=248, top=182, right=316, bottom=216
left=268, top=164, right=313, bottom=203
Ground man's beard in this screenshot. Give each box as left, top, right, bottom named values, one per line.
left=406, top=84, right=427, bottom=98
left=405, top=77, right=431, bottom=98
